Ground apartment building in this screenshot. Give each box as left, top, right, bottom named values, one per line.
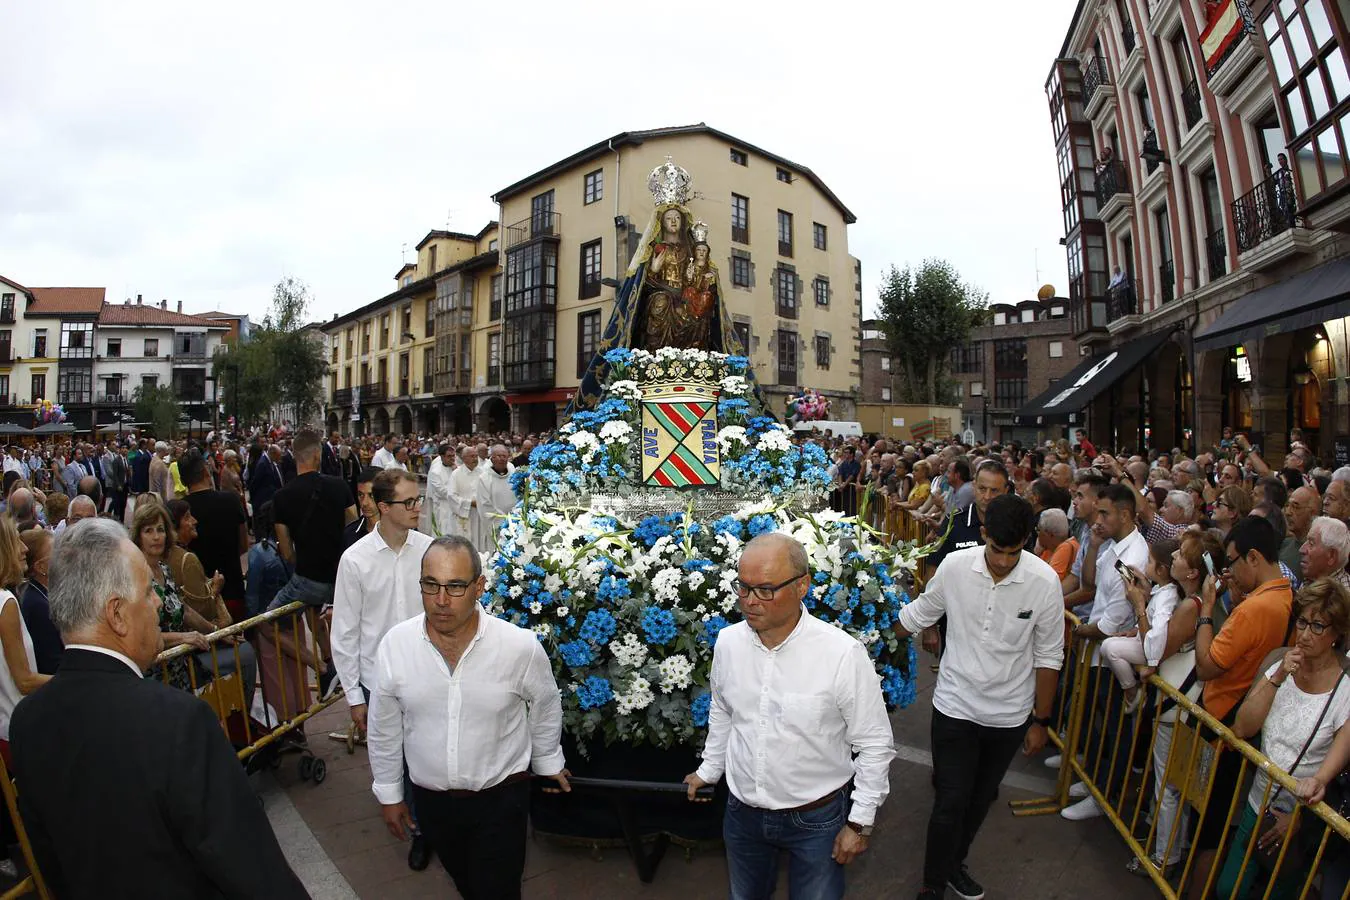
left=1031, top=0, right=1350, bottom=461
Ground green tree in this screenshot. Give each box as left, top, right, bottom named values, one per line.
left=212, top=277, right=326, bottom=427
left=876, top=260, right=989, bottom=404
left=133, top=382, right=181, bottom=439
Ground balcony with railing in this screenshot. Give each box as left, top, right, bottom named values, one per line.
left=0, top=308, right=14, bottom=325
left=1232, top=169, right=1300, bottom=253
left=1141, top=126, right=1163, bottom=174
left=504, top=211, right=561, bottom=250
left=58, top=391, right=91, bottom=405
left=1180, top=79, right=1202, bottom=130
left=1082, top=56, right=1111, bottom=109
left=359, top=381, right=387, bottom=402
left=1205, top=227, right=1227, bottom=280
left=1094, top=159, right=1131, bottom=209
left=1106, top=280, right=1138, bottom=322
left=1158, top=258, right=1175, bottom=305
left=97, top=393, right=128, bottom=405
left=397, top=377, right=410, bottom=397
left=504, top=360, right=554, bottom=391
left=332, top=387, right=353, bottom=407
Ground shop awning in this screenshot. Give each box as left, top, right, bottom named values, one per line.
left=505, top=389, right=574, bottom=405
left=1014, top=329, right=1174, bottom=426
left=1195, top=257, right=1350, bottom=352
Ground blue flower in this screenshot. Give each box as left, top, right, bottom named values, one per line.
left=579, top=609, right=617, bottom=644
left=712, top=516, right=744, bottom=538
left=641, top=606, right=678, bottom=645
left=746, top=514, right=776, bottom=538
left=559, top=640, right=593, bottom=667
left=603, top=347, right=634, bottom=367
left=577, top=676, right=614, bottom=710
left=634, top=515, right=674, bottom=548
left=701, top=615, right=730, bottom=647
left=691, top=692, right=712, bottom=727
left=596, top=574, right=632, bottom=605
left=725, top=355, right=750, bottom=373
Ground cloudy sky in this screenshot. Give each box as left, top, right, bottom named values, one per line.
left=3, top=1, right=1078, bottom=323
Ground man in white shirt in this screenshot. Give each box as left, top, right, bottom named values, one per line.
left=684, top=533, right=894, bottom=900
left=371, top=434, right=399, bottom=470
left=424, top=443, right=457, bottom=537
left=476, top=444, right=515, bottom=550
left=446, top=446, right=483, bottom=549
left=896, top=493, right=1063, bottom=900
left=2, top=447, right=23, bottom=478
left=331, top=467, right=434, bottom=870
left=1062, top=481, right=1149, bottom=821
left=369, top=535, right=568, bottom=899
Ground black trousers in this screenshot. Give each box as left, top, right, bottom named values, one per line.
left=924, top=709, right=1029, bottom=890
left=412, top=779, right=530, bottom=900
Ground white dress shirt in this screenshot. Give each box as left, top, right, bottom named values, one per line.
left=371, top=447, right=397, bottom=469
left=1091, top=527, right=1149, bottom=648
left=65, top=644, right=143, bottom=678
left=695, top=608, right=895, bottom=827
left=331, top=525, right=433, bottom=708
left=368, top=610, right=565, bottom=803
left=898, top=546, right=1064, bottom=728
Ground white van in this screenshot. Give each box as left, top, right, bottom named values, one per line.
left=792, top=420, right=863, bottom=438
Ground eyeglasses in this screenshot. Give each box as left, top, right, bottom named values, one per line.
left=732, top=572, right=807, bottom=602
left=383, top=496, right=423, bottom=510
left=1295, top=617, right=1331, bottom=635
left=1215, top=500, right=1232, bottom=510
left=419, top=578, right=474, bottom=598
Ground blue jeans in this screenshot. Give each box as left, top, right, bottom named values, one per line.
left=723, top=790, right=846, bottom=900
left=268, top=574, right=334, bottom=611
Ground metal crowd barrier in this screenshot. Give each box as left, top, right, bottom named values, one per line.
left=0, top=751, right=48, bottom=899
left=153, top=600, right=341, bottom=781
left=1013, top=612, right=1350, bottom=899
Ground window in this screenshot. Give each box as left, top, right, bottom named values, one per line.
left=428, top=244, right=438, bottom=276
left=345, top=328, right=353, bottom=357
left=951, top=342, right=984, bottom=373
left=1049, top=340, right=1064, bottom=358
left=487, top=332, right=501, bottom=385
left=0, top=294, right=13, bottom=322
left=401, top=275, right=412, bottom=288
left=170, top=368, right=204, bottom=402
left=994, top=378, right=1028, bottom=408
left=31, top=329, right=47, bottom=358
left=1021, top=308, right=1036, bottom=322
left=401, top=305, right=412, bottom=339
left=143, top=338, right=158, bottom=357
left=460, top=333, right=471, bottom=379
left=776, top=167, right=792, bottom=183
left=814, top=335, right=831, bottom=369
left=30, top=374, right=44, bottom=403
left=970, top=381, right=983, bottom=396
left=731, top=194, right=750, bottom=243
left=813, top=222, right=827, bottom=251
left=398, top=353, right=410, bottom=396
left=489, top=239, right=498, bottom=251
left=530, top=190, right=555, bottom=236
left=993, top=312, right=1007, bottom=325
left=583, top=169, right=603, bottom=205
left=140, top=374, right=157, bottom=391
left=422, top=347, right=434, bottom=392
left=1049, top=304, right=1066, bottom=317
left=881, top=386, right=892, bottom=401
left=733, top=321, right=751, bottom=354
left=579, top=239, right=602, bottom=299
left=503, top=313, right=555, bottom=388
left=993, top=338, right=1028, bottom=376
left=490, top=275, right=502, bottom=320
left=425, top=298, right=435, bottom=337
left=813, top=276, right=830, bottom=306
left=380, top=314, right=390, bottom=349
left=730, top=148, right=747, bottom=166
left=577, top=310, right=601, bottom=377
left=777, top=210, right=793, bottom=257
left=0, top=375, right=9, bottom=402
left=61, top=322, right=92, bottom=358
left=106, top=338, right=121, bottom=358
left=775, top=268, right=797, bottom=317
left=1262, top=0, right=1348, bottom=195
left=776, top=331, right=797, bottom=384
left=504, top=242, right=558, bottom=313
left=731, top=254, right=752, bottom=288
left=881, top=357, right=891, bottom=371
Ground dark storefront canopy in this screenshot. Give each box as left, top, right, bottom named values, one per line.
left=1195, top=257, right=1350, bottom=352
left=1015, top=329, right=1174, bottom=426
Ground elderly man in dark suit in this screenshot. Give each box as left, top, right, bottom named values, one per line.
left=9, top=518, right=309, bottom=900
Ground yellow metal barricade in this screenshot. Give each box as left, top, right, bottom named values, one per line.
left=0, top=750, right=49, bottom=899
left=1014, top=613, right=1350, bottom=899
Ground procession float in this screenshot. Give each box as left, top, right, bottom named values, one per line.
left=486, top=158, right=931, bottom=868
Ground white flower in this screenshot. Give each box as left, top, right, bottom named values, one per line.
left=615, top=675, right=655, bottom=714
left=556, top=606, right=569, bottom=618
left=685, top=570, right=706, bottom=590
left=543, top=573, right=563, bottom=593
left=599, top=420, right=634, bottom=443
left=716, top=425, right=749, bottom=454
left=567, top=431, right=600, bottom=461
left=531, top=623, right=552, bottom=637
left=512, top=567, right=527, bottom=582
left=855, top=572, right=871, bottom=587
left=610, top=379, right=642, bottom=400
left=529, top=601, right=542, bottom=615
left=652, top=567, right=684, bottom=603
left=694, top=604, right=707, bottom=616
left=757, top=428, right=792, bottom=452
left=719, top=375, right=749, bottom=396
left=657, top=654, right=694, bottom=693
left=611, top=633, right=648, bottom=669
left=508, top=585, right=524, bottom=599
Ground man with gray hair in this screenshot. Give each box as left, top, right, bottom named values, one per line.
left=1325, top=477, right=1350, bottom=522
left=9, top=519, right=308, bottom=899
left=1035, top=507, right=1077, bottom=580
left=6, top=488, right=36, bottom=531
left=148, top=441, right=173, bottom=502
left=54, top=495, right=97, bottom=535
left=477, top=444, right=516, bottom=550
left=1300, top=516, right=1350, bottom=592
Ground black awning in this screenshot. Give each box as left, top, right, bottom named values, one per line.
left=1014, top=329, right=1174, bottom=426
left=1195, top=257, right=1350, bottom=352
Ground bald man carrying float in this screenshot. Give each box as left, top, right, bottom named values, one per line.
left=685, top=532, right=895, bottom=900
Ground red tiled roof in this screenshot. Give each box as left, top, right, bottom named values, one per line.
left=28, top=287, right=105, bottom=314
left=98, top=303, right=229, bottom=328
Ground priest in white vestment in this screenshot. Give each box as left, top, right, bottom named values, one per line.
left=422, top=443, right=458, bottom=535
left=477, top=444, right=516, bottom=551
left=446, top=445, right=484, bottom=549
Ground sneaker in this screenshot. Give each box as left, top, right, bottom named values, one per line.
left=1122, top=688, right=1144, bottom=716
left=1043, top=754, right=1062, bottom=769
left=1068, top=781, right=1089, bottom=799
left=947, top=865, right=985, bottom=899
left=1061, top=796, right=1104, bottom=820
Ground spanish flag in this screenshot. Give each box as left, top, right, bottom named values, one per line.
left=1200, top=0, right=1249, bottom=72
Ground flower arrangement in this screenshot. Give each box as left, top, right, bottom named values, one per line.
left=511, top=348, right=831, bottom=507
left=487, top=501, right=924, bottom=751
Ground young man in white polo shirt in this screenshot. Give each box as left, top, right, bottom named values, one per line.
left=896, top=493, right=1064, bottom=900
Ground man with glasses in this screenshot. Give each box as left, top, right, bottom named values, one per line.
left=1186, top=515, right=1293, bottom=893
left=896, top=494, right=1063, bottom=900
left=332, top=467, right=435, bottom=871
left=368, top=535, right=568, bottom=899
left=684, top=532, right=894, bottom=900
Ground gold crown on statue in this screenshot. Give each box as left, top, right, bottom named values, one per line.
left=690, top=221, right=709, bottom=244
left=648, top=156, right=692, bottom=206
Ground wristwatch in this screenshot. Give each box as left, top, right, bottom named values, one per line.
left=846, top=821, right=874, bottom=837
left=1197, top=616, right=1214, bottom=628
left=1031, top=714, right=1053, bottom=727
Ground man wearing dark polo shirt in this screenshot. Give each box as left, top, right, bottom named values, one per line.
left=182, top=449, right=248, bottom=621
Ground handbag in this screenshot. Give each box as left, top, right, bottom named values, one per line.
left=1254, top=668, right=1343, bottom=870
